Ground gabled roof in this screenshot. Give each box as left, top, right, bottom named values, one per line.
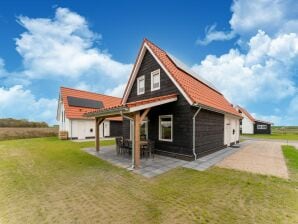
left=59, top=87, right=122, bottom=120
left=122, top=39, right=240, bottom=117
left=236, top=105, right=255, bottom=122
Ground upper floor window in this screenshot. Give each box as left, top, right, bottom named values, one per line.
left=151, top=69, right=160, bottom=91
left=137, top=75, right=145, bottom=95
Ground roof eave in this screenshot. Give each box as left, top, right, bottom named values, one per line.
left=193, top=103, right=241, bottom=118
left=84, top=106, right=129, bottom=118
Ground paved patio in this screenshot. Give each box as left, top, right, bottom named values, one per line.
left=84, top=146, right=188, bottom=178
left=83, top=144, right=243, bottom=177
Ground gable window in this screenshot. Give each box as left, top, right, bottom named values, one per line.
left=159, top=115, right=173, bottom=142
left=257, top=124, right=267, bottom=130
left=151, top=69, right=160, bottom=91
left=137, top=75, right=145, bottom=95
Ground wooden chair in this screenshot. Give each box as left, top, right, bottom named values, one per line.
left=115, top=137, right=123, bottom=155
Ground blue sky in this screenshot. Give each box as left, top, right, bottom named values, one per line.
left=0, top=0, right=297, bottom=125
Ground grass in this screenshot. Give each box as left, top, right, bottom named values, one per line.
left=242, top=126, right=298, bottom=141
left=0, top=127, right=58, bottom=141
left=0, top=137, right=297, bottom=223
left=242, top=133, right=298, bottom=140
left=282, top=145, right=298, bottom=181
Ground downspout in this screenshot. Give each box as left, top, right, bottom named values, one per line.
left=121, top=111, right=135, bottom=169
left=192, top=106, right=201, bottom=160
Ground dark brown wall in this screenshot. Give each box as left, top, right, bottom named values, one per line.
left=109, top=121, right=123, bottom=137
left=127, top=50, right=178, bottom=102
left=123, top=49, right=225, bottom=159
left=122, top=118, right=130, bottom=139
left=194, top=109, right=225, bottom=156
left=254, top=121, right=271, bottom=134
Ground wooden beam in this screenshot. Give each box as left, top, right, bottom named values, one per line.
left=95, top=118, right=104, bottom=152
left=140, top=108, right=151, bottom=123
left=134, top=112, right=141, bottom=168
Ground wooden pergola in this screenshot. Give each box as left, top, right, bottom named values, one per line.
left=93, top=108, right=150, bottom=168
left=85, top=94, right=178, bottom=169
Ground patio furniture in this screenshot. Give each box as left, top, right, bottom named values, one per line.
left=115, top=137, right=123, bottom=155
left=141, top=140, right=155, bottom=159
left=123, top=139, right=132, bottom=156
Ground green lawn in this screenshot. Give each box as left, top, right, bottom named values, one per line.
left=282, top=145, right=298, bottom=181
left=242, top=133, right=298, bottom=141
left=0, top=138, right=297, bottom=223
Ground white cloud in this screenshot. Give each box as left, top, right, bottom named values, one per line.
left=15, top=7, right=132, bottom=80
left=199, top=0, right=298, bottom=45
left=0, top=85, right=57, bottom=125
left=105, top=83, right=126, bottom=97
left=192, top=30, right=297, bottom=105
left=196, top=24, right=236, bottom=45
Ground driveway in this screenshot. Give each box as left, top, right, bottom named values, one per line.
left=216, top=141, right=289, bottom=179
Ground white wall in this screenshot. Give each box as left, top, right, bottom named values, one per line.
left=241, top=114, right=254, bottom=134
left=224, top=115, right=240, bottom=146
left=57, top=103, right=110, bottom=139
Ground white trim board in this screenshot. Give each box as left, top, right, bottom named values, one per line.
left=128, top=97, right=177, bottom=113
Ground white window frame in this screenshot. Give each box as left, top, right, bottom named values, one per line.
left=137, top=75, right=145, bottom=95
left=151, top=69, right=160, bottom=91
left=257, top=124, right=267, bottom=130
left=159, top=115, right=173, bottom=142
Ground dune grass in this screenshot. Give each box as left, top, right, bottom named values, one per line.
left=0, top=137, right=297, bottom=223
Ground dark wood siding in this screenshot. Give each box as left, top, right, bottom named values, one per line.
left=123, top=49, right=225, bottom=160
left=254, top=121, right=271, bottom=134
left=147, top=97, right=194, bottom=159
left=109, top=121, right=122, bottom=137
left=122, top=118, right=131, bottom=140
left=194, top=109, right=225, bottom=156
left=126, top=50, right=194, bottom=159
left=127, top=50, right=178, bottom=102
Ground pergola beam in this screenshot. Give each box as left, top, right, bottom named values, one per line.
left=95, top=117, right=104, bottom=152
left=140, top=108, right=151, bottom=123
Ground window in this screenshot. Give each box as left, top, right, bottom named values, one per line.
left=257, top=124, right=267, bottom=130
left=137, top=75, right=145, bottom=95
left=159, top=115, right=173, bottom=141
left=151, top=69, right=160, bottom=91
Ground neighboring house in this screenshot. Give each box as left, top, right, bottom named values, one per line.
left=57, top=87, right=122, bottom=140
left=236, top=106, right=273, bottom=134
left=86, top=39, right=241, bottom=164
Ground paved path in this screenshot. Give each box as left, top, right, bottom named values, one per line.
left=216, top=141, right=289, bottom=179
left=183, top=144, right=245, bottom=171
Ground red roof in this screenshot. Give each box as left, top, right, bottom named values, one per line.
left=236, top=105, right=255, bottom=122
left=85, top=94, right=177, bottom=116
left=143, top=39, right=240, bottom=117
left=60, top=87, right=122, bottom=120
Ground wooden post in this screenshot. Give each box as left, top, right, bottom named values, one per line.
left=95, top=118, right=104, bottom=152
left=134, top=112, right=141, bottom=168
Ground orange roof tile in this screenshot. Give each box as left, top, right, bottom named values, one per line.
left=60, top=87, right=122, bottom=119
left=144, top=39, right=240, bottom=117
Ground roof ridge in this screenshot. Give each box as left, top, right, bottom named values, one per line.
left=60, top=86, right=121, bottom=99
